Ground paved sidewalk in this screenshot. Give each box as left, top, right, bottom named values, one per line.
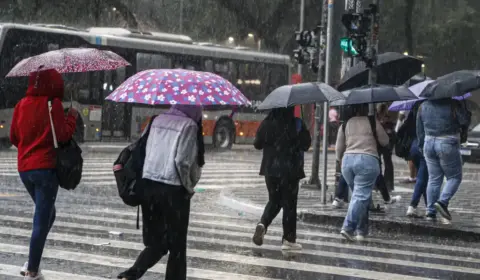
left=221, top=179, right=480, bottom=241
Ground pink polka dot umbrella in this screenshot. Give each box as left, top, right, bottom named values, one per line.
left=105, top=69, right=251, bottom=106
left=6, top=48, right=130, bottom=77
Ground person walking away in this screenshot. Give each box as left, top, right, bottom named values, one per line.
left=377, top=103, right=396, bottom=191
left=10, top=69, right=78, bottom=280
left=336, top=104, right=389, bottom=241
left=396, top=110, right=417, bottom=183
left=328, top=106, right=339, bottom=146
left=417, top=98, right=469, bottom=222
left=397, top=102, right=428, bottom=217
left=252, top=107, right=311, bottom=250
left=118, top=104, right=204, bottom=280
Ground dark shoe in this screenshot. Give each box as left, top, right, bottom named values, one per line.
left=435, top=202, right=452, bottom=220
left=425, top=213, right=437, bottom=221
left=252, top=223, right=266, bottom=246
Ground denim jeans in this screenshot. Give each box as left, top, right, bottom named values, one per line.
left=19, top=169, right=59, bottom=273
left=341, top=153, right=380, bottom=236
left=410, top=139, right=428, bottom=208
left=424, top=136, right=463, bottom=215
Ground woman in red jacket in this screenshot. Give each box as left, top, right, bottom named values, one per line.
left=10, top=69, right=77, bottom=280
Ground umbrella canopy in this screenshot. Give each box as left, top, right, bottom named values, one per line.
left=332, top=84, right=417, bottom=106
left=105, top=69, right=251, bottom=106
left=419, top=70, right=480, bottom=100
left=6, top=48, right=130, bottom=77
left=403, top=73, right=431, bottom=87
left=257, top=82, right=344, bottom=110
left=389, top=80, right=471, bottom=111
left=337, top=52, right=423, bottom=91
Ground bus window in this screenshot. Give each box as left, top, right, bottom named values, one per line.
left=136, top=53, right=172, bottom=72
left=173, top=55, right=201, bottom=70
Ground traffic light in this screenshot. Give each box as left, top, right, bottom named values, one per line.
left=293, top=27, right=321, bottom=73
left=340, top=37, right=358, bottom=56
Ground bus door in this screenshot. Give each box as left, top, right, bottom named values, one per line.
left=101, top=68, right=128, bottom=141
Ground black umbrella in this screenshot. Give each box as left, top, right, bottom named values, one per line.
left=257, top=82, right=345, bottom=110
left=403, top=73, right=432, bottom=87
left=419, top=70, right=480, bottom=100
left=331, top=84, right=417, bottom=106
left=337, top=52, right=424, bottom=91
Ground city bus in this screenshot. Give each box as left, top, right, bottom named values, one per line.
left=0, top=23, right=292, bottom=149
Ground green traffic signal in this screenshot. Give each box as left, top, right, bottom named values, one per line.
left=340, top=37, right=359, bottom=56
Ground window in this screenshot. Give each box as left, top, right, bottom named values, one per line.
left=136, top=52, right=172, bottom=72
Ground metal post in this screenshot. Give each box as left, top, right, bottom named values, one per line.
left=320, top=0, right=335, bottom=204
left=368, top=0, right=380, bottom=115
left=297, top=0, right=305, bottom=77
left=307, top=0, right=329, bottom=188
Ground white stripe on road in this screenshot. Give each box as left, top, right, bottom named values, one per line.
left=0, top=231, right=433, bottom=280
left=0, top=243, right=281, bottom=280
left=0, top=263, right=109, bottom=280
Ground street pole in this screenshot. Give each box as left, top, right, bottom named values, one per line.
left=307, top=0, right=329, bottom=188
left=179, top=0, right=184, bottom=33
left=297, top=0, right=305, bottom=77
left=320, top=0, right=335, bottom=204
left=368, top=1, right=380, bottom=115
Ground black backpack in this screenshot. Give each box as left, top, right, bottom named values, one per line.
left=47, top=100, right=83, bottom=191
left=395, top=112, right=415, bottom=159
left=113, top=115, right=157, bottom=228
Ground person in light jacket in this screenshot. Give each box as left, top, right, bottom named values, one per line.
left=336, top=104, right=389, bottom=241
left=118, top=104, right=204, bottom=280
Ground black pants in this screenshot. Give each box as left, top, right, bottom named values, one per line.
left=118, top=181, right=191, bottom=280
left=381, top=149, right=394, bottom=191
left=260, top=176, right=299, bottom=243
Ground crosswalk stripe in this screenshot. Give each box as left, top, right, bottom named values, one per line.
left=0, top=264, right=110, bottom=280
left=0, top=223, right=437, bottom=280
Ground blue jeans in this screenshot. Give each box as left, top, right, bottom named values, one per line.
left=341, top=154, right=380, bottom=236
left=19, top=169, right=59, bottom=273
left=410, top=139, right=428, bottom=208
left=424, top=136, right=463, bottom=215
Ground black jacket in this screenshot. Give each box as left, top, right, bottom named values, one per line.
left=254, top=114, right=311, bottom=180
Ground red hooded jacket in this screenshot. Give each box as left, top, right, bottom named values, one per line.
left=10, top=69, right=77, bottom=172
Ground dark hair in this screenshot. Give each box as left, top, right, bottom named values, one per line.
left=197, top=118, right=205, bottom=167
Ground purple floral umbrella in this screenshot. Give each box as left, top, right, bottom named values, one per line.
left=389, top=80, right=471, bottom=111
left=105, top=69, right=251, bottom=106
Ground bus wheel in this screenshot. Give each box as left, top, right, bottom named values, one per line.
left=213, top=119, right=234, bottom=150
left=0, top=138, right=12, bottom=150
left=73, top=116, right=85, bottom=143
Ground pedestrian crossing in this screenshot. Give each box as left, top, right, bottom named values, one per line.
left=1, top=152, right=480, bottom=279
left=1, top=191, right=480, bottom=279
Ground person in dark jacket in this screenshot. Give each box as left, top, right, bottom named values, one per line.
left=252, top=107, right=311, bottom=250
left=10, top=69, right=77, bottom=280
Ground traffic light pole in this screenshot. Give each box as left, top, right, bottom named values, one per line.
left=307, top=0, right=329, bottom=189
left=320, top=0, right=335, bottom=204
left=368, top=0, right=380, bottom=114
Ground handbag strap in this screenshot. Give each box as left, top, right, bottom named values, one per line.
left=47, top=100, right=59, bottom=149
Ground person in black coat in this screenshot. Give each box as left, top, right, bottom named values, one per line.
left=252, top=107, right=311, bottom=250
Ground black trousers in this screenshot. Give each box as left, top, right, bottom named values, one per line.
left=381, top=149, right=394, bottom=191
left=260, top=176, right=299, bottom=243
left=118, top=181, right=191, bottom=280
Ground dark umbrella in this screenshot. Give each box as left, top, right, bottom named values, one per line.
left=419, top=70, right=480, bottom=100
left=403, top=73, right=431, bottom=87
left=331, top=84, right=417, bottom=106
left=337, top=52, right=424, bottom=91
left=257, top=82, right=344, bottom=110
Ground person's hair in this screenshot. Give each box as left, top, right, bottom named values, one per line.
left=351, top=104, right=369, bottom=116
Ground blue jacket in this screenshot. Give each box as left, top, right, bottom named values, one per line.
left=416, top=99, right=469, bottom=149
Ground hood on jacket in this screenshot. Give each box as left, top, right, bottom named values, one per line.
left=25, top=69, right=64, bottom=99
left=171, top=104, right=203, bottom=123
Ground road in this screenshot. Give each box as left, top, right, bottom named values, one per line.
left=0, top=149, right=480, bottom=279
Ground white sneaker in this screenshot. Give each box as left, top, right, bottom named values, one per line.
left=24, top=272, right=44, bottom=280
left=439, top=217, right=452, bottom=225
left=281, top=240, right=302, bottom=251
left=340, top=230, right=355, bottom=242
left=355, top=235, right=366, bottom=242
left=332, top=198, right=345, bottom=209
left=20, top=261, right=28, bottom=276
left=406, top=206, right=418, bottom=217
left=385, top=195, right=401, bottom=204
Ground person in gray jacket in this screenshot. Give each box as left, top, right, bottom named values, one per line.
left=118, top=104, right=204, bottom=280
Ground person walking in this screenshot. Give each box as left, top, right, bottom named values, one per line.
left=397, top=102, right=429, bottom=218
left=336, top=104, right=389, bottom=241
left=10, top=69, right=78, bottom=280
left=252, top=107, right=311, bottom=250
left=377, top=103, right=396, bottom=191
left=118, top=104, right=204, bottom=280
left=397, top=110, right=417, bottom=184
left=417, top=98, right=469, bottom=221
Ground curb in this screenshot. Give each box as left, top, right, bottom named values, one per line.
left=220, top=191, right=480, bottom=242
left=298, top=211, right=480, bottom=242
